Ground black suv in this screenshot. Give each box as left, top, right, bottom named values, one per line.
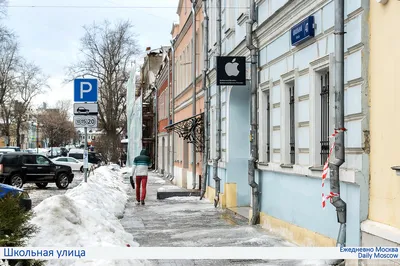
left=0, top=152, right=74, bottom=189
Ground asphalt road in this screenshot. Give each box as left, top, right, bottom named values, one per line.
left=24, top=172, right=84, bottom=208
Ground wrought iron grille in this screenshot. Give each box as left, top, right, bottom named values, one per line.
left=266, top=90, right=271, bottom=162
left=289, top=85, right=295, bottom=165
left=165, top=113, right=204, bottom=152
left=320, top=72, right=330, bottom=165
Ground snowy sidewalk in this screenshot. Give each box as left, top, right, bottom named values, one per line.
left=121, top=173, right=326, bottom=266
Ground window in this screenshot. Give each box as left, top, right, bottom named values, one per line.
left=36, top=156, right=50, bottom=165
left=183, top=139, right=189, bottom=168
left=57, top=158, right=68, bottom=162
left=320, top=72, right=330, bottom=165
left=22, top=155, right=36, bottom=164
left=1, top=155, right=19, bottom=165
left=210, top=107, right=216, bottom=160
left=70, top=153, right=83, bottom=160
left=289, top=85, right=295, bottom=165
left=266, top=90, right=271, bottom=162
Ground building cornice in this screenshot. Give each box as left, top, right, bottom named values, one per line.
left=255, top=0, right=327, bottom=48
left=173, top=0, right=203, bottom=50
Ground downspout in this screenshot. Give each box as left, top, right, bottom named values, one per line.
left=200, top=0, right=209, bottom=200
left=330, top=0, right=347, bottom=247
left=246, top=0, right=260, bottom=225
left=167, top=52, right=171, bottom=177
left=191, top=0, right=197, bottom=189
left=213, top=0, right=222, bottom=207
left=170, top=39, right=176, bottom=180
left=154, top=83, right=158, bottom=172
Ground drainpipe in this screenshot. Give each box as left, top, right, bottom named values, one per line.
left=213, top=0, right=222, bottom=207
left=200, top=0, right=209, bottom=200
left=330, top=0, right=347, bottom=247
left=170, top=39, right=176, bottom=180
left=246, top=0, right=260, bottom=225
left=167, top=52, right=171, bottom=177
left=191, top=0, right=197, bottom=189
left=154, top=83, right=158, bottom=172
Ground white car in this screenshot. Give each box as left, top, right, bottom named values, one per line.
left=52, top=157, right=92, bottom=172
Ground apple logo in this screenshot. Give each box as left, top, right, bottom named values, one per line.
left=225, top=58, right=240, bottom=77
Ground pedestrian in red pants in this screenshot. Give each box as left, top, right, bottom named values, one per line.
left=130, top=149, right=152, bottom=205
left=135, top=176, right=148, bottom=203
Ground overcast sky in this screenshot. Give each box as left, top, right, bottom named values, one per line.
left=4, top=0, right=178, bottom=108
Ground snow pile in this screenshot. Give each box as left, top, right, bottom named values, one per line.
left=28, top=166, right=148, bottom=266
left=0, top=260, right=9, bottom=266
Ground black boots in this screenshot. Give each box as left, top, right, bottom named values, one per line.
left=141, top=200, right=145, bottom=205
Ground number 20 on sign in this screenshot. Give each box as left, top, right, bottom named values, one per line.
left=73, top=116, right=98, bottom=128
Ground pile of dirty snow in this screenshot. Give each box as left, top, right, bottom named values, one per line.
left=28, top=166, right=149, bottom=266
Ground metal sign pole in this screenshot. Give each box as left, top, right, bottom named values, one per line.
left=84, top=127, right=88, bottom=182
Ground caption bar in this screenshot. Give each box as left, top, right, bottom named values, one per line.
left=0, top=247, right=399, bottom=260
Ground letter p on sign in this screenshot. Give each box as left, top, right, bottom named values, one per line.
left=74, top=79, right=98, bottom=102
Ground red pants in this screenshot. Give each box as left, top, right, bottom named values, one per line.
left=136, top=176, right=148, bottom=201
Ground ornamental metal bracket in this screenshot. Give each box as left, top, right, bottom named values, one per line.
left=165, top=113, right=204, bottom=152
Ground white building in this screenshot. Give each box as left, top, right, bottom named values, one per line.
left=204, top=0, right=370, bottom=247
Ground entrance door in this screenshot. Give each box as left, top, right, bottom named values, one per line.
left=227, top=85, right=251, bottom=207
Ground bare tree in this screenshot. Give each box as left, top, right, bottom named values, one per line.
left=0, top=28, right=19, bottom=105
left=55, top=99, right=72, bottom=119
left=0, top=89, right=14, bottom=145
left=13, top=61, right=48, bottom=146
left=0, top=0, right=7, bottom=18
left=66, top=20, right=139, bottom=162
left=39, top=108, right=75, bottom=147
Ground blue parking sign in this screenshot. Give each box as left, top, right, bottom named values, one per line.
left=74, top=79, right=98, bottom=102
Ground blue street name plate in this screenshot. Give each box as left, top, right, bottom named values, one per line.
left=291, top=16, right=315, bottom=46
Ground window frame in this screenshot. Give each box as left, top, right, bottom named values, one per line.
left=320, top=71, right=330, bottom=165
left=289, top=84, right=296, bottom=165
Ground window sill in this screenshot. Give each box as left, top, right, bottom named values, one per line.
left=391, top=166, right=400, bottom=176
left=309, top=165, right=324, bottom=172
left=258, top=162, right=269, bottom=167
left=280, top=164, right=293, bottom=169
left=237, top=12, right=248, bottom=26
left=257, top=162, right=358, bottom=184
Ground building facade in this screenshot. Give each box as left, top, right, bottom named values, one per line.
left=138, top=48, right=167, bottom=166
left=203, top=0, right=370, bottom=247
left=167, top=0, right=204, bottom=189
left=361, top=0, right=400, bottom=258
left=155, top=48, right=172, bottom=176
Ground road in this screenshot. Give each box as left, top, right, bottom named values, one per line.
left=24, top=172, right=84, bottom=208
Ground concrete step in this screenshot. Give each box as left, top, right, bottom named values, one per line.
left=157, top=189, right=200, bottom=199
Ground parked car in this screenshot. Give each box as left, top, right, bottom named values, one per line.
left=47, top=147, right=61, bottom=158
left=0, top=183, right=32, bottom=211
left=60, top=147, right=68, bottom=157
left=0, top=152, right=74, bottom=189
left=0, top=146, right=21, bottom=152
left=51, top=156, right=92, bottom=172
left=68, top=149, right=103, bottom=165
left=0, top=148, right=16, bottom=154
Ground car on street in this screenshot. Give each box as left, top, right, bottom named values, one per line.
left=0, top=152, right=74, bottom=189
left=0, top=183, right=32, bottom=211
left=51, top=156, right=92, bottom=172
left=68, top=149, right=103, bottom=165
left=0, top=148, right=16, bottom=154
left=0, top=146, right=21, bottom=152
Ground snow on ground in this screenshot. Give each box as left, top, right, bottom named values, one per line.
left=28, top=166, right=149, bottom=266
left=164, top=196, right=205, bottom=202
left=157, top=185, right=181, bottom=192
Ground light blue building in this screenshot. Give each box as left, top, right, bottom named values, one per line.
left=204, top=0, right=370, bottom=247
